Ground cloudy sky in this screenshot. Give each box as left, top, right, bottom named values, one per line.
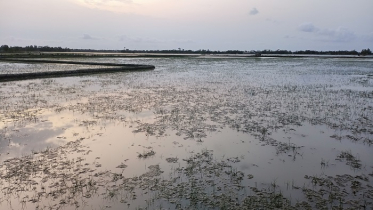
left=1, top=0, right=372, bottom=51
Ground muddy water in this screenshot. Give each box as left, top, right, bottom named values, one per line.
left=0, top=57, right=373, bottom=209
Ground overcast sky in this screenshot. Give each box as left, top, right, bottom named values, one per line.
left=1, top=0, right=372, bottom=51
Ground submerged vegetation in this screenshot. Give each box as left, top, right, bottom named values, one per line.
left=0, top=55, right=372, bottom=209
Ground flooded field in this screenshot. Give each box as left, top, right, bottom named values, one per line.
left=0, top=56, right=373, bottom=209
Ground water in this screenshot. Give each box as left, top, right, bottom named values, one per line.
left=0, top=57, right=372, bottom=209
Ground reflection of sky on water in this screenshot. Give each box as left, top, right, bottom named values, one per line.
left=1, top=127, right=62, bottom=161
left=0, top=109, right=90, bottom=161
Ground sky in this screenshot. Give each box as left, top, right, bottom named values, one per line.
left=1, top=0, right=372, bottom=51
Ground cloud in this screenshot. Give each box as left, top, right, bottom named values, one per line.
left=0, top=36, right=66, bottom=45
left=298, top=23, right=318, bottom=33
left=82, top=34, right=99, bottom=40
left=318, top=27, right=356, bottom=42
left=82, top=0, right=133, bottom=6
left=265, top=18, right=279, bottom=24
left=171, top=39, right=194, bottom=44
left=362, top=32, right=373, bottom=42
left=118, top=35, right=163, bottom=43
left=284, top=35, right=296, bottom=39
left=118, top=35, right=194, bottom=44
left=118, top=35, right=138, bottom=42
left=104, top=0, right=132, bottom=2
left=249, top=8, right=259, bottom=15
left=72, top=0, right=135, bottom=14
left=298, top=23, right=356, bottom=42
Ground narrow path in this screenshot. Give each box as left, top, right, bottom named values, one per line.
left=0, top=59, right=155, bottom=82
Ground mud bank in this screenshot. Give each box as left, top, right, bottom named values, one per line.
left=0, top=59, right=155, bottom=82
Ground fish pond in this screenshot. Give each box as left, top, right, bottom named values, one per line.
left=0, top=56, right=373, bottom=209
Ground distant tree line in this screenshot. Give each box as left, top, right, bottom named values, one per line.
left=1, top=44, right=371, bottom=56
left=0, top=45, right=72, bottom=53
left=292, top=50, right=360, bottom=55
left=121, top=48, right=372, bottom=55
left=0, top=45, right=117, bottom=53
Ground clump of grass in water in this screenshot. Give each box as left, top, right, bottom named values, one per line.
left=337, top=150, right=362, bottom=169
left=138, top=150, right=156, bottom=159
left=165, top=157, right=178, bottom=163
left=320, top=158, right=329, bottom=169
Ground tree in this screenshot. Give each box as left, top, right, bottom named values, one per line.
left=0, top=45, right=9, bottom=52
left=361, top=48, right=372, bottom=56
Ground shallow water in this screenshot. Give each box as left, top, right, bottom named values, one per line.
left=0, top=57, right=373, bottom=209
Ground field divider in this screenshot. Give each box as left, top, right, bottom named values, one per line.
left=0, top=58, right=155, bottom=82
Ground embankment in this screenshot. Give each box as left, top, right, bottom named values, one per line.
left=0, top=59, right=155, bottom=82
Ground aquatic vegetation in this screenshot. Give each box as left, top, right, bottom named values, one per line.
left=337, top=150, right=362, bottom=170
left=165, top=157, right=178, bottom=163
left=138, top=150, right=156, bottom=159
